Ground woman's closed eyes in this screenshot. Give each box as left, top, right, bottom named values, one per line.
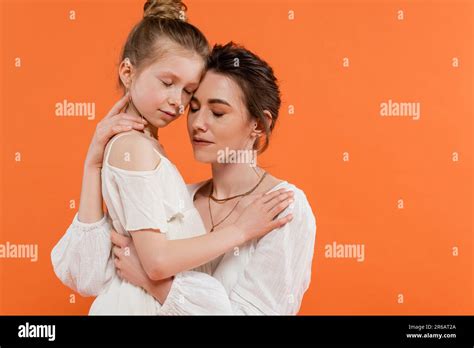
left=189, top=105, right=225, bottom=117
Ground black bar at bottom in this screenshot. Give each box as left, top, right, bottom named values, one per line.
left=0, top=316, right=472, bottom=345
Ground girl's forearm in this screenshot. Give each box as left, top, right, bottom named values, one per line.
left=143, top=276, right=174, bottom=304
left=77, top=165, right=105, bottom=223
left=133, top=224, right=246, bottom=281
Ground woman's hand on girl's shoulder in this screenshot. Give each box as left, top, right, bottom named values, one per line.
left=84, top=93, right=148, bottom=169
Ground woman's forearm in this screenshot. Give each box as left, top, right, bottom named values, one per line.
left=132, top=224, right=246, bottom=281
left=77, top=165, right=105, bottom=223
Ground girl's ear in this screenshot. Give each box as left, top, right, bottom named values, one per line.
left=119, top=58, right=134, bottom=88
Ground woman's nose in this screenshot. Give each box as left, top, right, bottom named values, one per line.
left=192, top=109, right=208, bottom=131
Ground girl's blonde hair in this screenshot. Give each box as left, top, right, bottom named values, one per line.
left=118, top=0, right=209, bottom=89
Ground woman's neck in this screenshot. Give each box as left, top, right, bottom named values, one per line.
left=210, top=163, right=265, bottom=199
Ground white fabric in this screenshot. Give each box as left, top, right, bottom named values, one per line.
left=51, top=139, right=317, bottom=314
left=50, top=213, right=114, bottom=297
left=52, top=133, right=209, bottom=314
left=160, top=181, right=317, bottom=315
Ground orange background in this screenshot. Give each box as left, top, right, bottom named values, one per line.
left=0, top=0, right=472, bottom=315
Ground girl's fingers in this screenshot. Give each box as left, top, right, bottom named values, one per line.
left=259, top=189, right=283, bottom=204
left=268, top=213, right=293, bottom=230
left=262, top=188, right=292, bottom=204
left=265, top=191, right=293, bottom=211
left=267, top=197, right=294, bottom=216
left=278, top=213, right=294, bottom=226
left=269, top=198, right=292, bottom=217
left=267, top=190, right=294, bottom=211
left=105, top=93, right=130, bottom=118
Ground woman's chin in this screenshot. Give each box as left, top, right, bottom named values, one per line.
left=192, top=151, right=214, bottom=163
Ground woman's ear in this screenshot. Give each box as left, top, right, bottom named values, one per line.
left=119, top=58, right=134, bottom=88
left=251, top=122, right=263, bottom=138
left=252, top=110, right=273, bottom=137
left=262, top=110, right=273, bottom=130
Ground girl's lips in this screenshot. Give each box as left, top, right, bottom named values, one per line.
left=159, top=109, right=177, bottom=118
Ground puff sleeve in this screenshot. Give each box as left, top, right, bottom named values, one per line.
left=51, top=213, right=114, bottom=297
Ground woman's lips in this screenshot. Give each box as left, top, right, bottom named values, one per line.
left=192, top=139, right=213, bottom=146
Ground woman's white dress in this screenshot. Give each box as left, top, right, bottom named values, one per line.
left=51, top=133, right=317, bottom=314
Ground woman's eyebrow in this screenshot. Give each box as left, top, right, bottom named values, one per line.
left=208, top=98, right=231, bottom=107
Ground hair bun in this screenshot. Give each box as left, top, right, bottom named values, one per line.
left=143, top=0, right=187, bottom=21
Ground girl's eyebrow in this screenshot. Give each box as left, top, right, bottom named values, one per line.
left=161, top=71, right=199, bottom=89
left=186, top=82, right=199, bottom=90
left=160, top=71, right=178, bottom=79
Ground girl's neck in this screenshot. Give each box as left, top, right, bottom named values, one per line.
left=125, top=104, right=159, bottom=141
left=210, top=163, right=265, bottom=199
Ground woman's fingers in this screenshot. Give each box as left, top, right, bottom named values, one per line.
left=117, top=119, right=146, bottom=130
left=112, top=246, right=121, bottom=258
left=110, top=230, right=131, bottom=248
left=105, top=93, right=130, bottom=118
left=114, top=257, right=121, bottom=279
left=112, top=125, right=133, bottom=133
left=106, top=114, right=147, bottom=136
left=120, top=113, right=147, bottom=125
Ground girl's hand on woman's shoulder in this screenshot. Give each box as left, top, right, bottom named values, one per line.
left=234, top=188, right=295, bottom=242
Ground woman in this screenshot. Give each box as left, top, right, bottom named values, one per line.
left=51, top=0, right=295, bottom=315
left=113, top=42, right=318, bottom=314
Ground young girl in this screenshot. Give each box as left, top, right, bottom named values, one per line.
left=51, top=0, right=294, bottom=314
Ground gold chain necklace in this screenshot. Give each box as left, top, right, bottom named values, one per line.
left=208, top=172, right=267, bottom=232
left=210, top=172, right=267, bottom=203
